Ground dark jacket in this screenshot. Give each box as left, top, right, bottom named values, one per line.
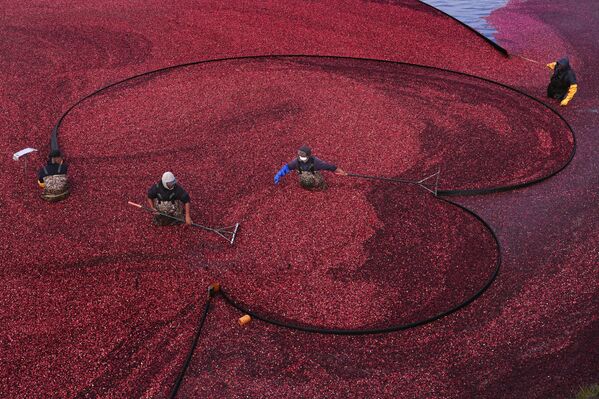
left=37, top=162, right=68, bottom=182
left=287, top=156, right=337, bottom=174
left=549, top=57, right=577, bottom=98
left=147, top=181, right=190, bottom=203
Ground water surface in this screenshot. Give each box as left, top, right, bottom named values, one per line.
left=421, top=0, right=507, bottom=41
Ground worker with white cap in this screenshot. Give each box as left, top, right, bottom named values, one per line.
left=146, top=172, right=192, bottom=225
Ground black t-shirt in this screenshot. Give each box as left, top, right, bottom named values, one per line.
left=147, top=181, right=190, bottom=203
left=37, top=162, right=68, bottom=182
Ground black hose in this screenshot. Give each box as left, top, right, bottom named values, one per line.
left=51, top=54, right=576, bottom=196
left=166, top=196, right=500, bottom=399
left=168, top=296, right=212, bottom=399
left=218, top=196, right=501, bottom=335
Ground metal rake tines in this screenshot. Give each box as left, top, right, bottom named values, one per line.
left=212, top=223, right=240, bottom=245
left=347, top=167, right=442, bottom=196
left=128, top=201, right=240, bottom=245
left=415, top=167, right=441, bottom=196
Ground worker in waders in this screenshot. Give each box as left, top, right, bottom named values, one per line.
left=37, top=149, right=69, bottom=202
left=147, top=172, right=192, bottom=226
left=274, top=145, right=347, bottom=190
left=547, top=57, right=578, bottom=106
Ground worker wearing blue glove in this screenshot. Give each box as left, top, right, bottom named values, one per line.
left=274, top=164, right=291, bottom=184
left=274, top=145, right=347, bottom=190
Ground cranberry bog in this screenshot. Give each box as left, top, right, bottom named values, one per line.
left=1, top=1, right=597, bottom=398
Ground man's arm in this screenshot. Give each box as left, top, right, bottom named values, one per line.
left=561, top=84, right=578, bottom=106
left=314, top=157, right=346, bottom=174
left=37, top=166, right=46, bottom=187
left=177, top=187, right=192, bottom=225
left=274, top=162, right=292, bottom=184
left=37, top=168, right=46, bottom=188
left=147, top=197, right=155, bottom=210
left=147, top=185, right=158, bottom=211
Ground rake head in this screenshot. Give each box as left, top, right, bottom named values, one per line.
left=416, top=167, right=441, bottom=196
left=213, top=223, right=240, bottom=245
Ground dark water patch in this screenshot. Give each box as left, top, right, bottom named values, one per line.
left=421, top=0, right=507, bottom=41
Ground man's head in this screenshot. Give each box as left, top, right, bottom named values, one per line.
left=556, top=57, right=571, bottom=73
left=49, top=149, right=63, bottom=164
left=162, top=171, right=176, bottom=190
left=297, top=145, right=312, bottom=163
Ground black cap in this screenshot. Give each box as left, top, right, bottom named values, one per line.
left=49, top=149, right=62, bottom=158
left=298, top=145, right=311, bottom=157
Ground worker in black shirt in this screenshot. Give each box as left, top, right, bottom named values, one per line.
left=547, top=57, right=578, bottom=106
left=147, top=172, right=192, bottom=226
left=274, top=145, right=347, bottom=190
left=37, top=149, right=69, bottom=202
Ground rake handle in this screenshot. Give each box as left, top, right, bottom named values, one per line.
left=347, top=173, right=418, bottom=185
left=127, top=201, right=215, bottom=232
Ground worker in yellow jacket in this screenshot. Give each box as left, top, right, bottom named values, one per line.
left=547, top=57, right=577, bottom=106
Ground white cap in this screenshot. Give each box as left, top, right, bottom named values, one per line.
left=161, top=171, right=176, bottom=188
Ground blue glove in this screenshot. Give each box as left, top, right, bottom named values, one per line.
left=274, top=164, right=290, bottom=185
